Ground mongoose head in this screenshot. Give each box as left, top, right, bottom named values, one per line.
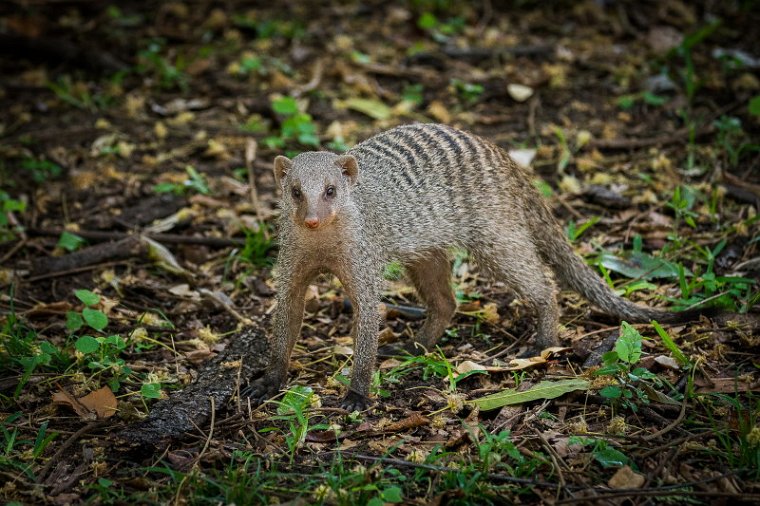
left=273, top=152, right=358, bottom=230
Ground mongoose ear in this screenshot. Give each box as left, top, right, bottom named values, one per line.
left=336, top=155, right=358, bottom=185
left=273, top=156, right=293, bottom=189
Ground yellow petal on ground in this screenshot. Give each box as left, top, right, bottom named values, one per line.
left=204, top=138, right=229, bottom=159
left=559, top=175, right=582, bottom=194
left=197, top=325, right=221, bottom=344
left=427, top=100, right=451, bottom=123
left=116, top=141, right=134, bottom=158
left=481, top=302, right=500, bottom=324
left=575, top=129, right=592, bottom=148
left=168, top=111, right=195, bottom=126
left=154, top=121, right=168, bottom=140
left=124, top=93, right=146, bottom=118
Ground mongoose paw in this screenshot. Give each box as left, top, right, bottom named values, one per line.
left=340, top=390, right=372, bottom=412
left=517, top=343, right=556, bottom=359
left=377, top=341, right=428, bottom=358
left=242, top=375, right=284, bottom=405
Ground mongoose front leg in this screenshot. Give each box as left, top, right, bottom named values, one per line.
left=246, top=274, right=309, bottom=403
left=340, top=272, right=382, bottom=412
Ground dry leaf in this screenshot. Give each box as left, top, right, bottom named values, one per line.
left=695, top=376, right=760, bottom=394
left=379, top=358, right=402, bottom=370
left=507, top=83, right=534, bottom=102
left=333, top=345, right=354, bottom=356
left=505, top=356, right=548, bottom=370
left=79, top=387, right=118, bottom=419
left=455, top=347, right=568, bottom=377
left=654, top=355, right=680, bottom=370
left=338, top=438, right=359, bottom=450
left=384, top=413, right=430, bottom=432
left=608, top=465, right=645, bottom=489
left=52, top=386, right=117, bottom=420
left=52, top=389, right=95, bottom=420
left=509, top=148, right=537, bottom=168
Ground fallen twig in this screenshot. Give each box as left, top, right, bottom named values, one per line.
left=37, top=420, right=107, bottom=484
left=586, top=124, right=714, bottom=150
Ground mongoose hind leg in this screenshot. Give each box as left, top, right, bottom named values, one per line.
left=471, top=235, right=561, bottom=350
left=402, top=249, right=457, bottom=354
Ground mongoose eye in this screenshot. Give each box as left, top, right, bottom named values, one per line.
left=325, top=186, right=336, bottom=197
left=291, top=188, right=302, bottom=200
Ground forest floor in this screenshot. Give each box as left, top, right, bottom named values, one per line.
left=1, top=1, right=760, bottom=504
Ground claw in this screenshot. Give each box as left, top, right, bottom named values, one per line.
left=340, top=390, right=372, bottom=412
left=377, top=341, right=427, bottom=358
left=242, top=375, right=284, bottom=405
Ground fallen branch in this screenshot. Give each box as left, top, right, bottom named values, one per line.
left=26, top=228, right=245, bottom=248
left=0, top=31, right=127, bottom=73
left=31, top=237, right=145, bottom=276
left=114, top=326, right=268, bottom=455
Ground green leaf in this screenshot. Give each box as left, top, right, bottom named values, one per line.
left=103, top=335, right=126, bottom=350
left=402, top=83, right=424, bottom=105
left=651, top=320, right=688, bottom=366
left=140, top=383, right=162, bottom=399
left=153, top=182, right=182, bottom=194
left=679, top=20, right=720, bottom=51
left=74, top=289, right=100, bottom=306
left=470, top=378, right=589, bottom=411
left=381, top=486, right=403, bottom=503
left=642, top=91, right=667, bottom=106
left=344, top=97, right=392, bottom=120
left=39, top=341, right=59, bottom=356
left=533, top=179, right=554, bottom=197
left=599, top=385, right=622, bottom=399
left=616, top=94, right=636, bottom=110
left=598, top=251, right=685, bottom=280
left=615, top=322, right=642, bottom=365
left=75, top=335, right=100, bottom=354
left=272, top=96, right=299, bottom=115
left=417, top=12, right=438, bottom=30
left=623, top=279, right=658, bottom=296
left=749, top=95, right=760, bottom=117
left=595, top=363, right=623, bottom=376
left=83, top=308, right=108, bottom=331
left=65, top=311, right=84, bottom=332
left=57, top=231, right=86, bottom=252
left=277, top=385, right=313, bottom=415
left=1, top=196, right=26, bottom=213
left=593, top=446, right=630, bottom=468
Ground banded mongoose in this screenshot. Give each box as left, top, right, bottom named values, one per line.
left=247, top=123, right=708, bottom=411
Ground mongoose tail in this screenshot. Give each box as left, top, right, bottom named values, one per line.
left=534, top=214, right=715, bottom=324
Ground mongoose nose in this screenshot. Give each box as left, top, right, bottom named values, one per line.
left=304, top=218, right=320, bottom=229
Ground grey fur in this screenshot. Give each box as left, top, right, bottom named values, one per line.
left=248, top=123, right=697, bottom=411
